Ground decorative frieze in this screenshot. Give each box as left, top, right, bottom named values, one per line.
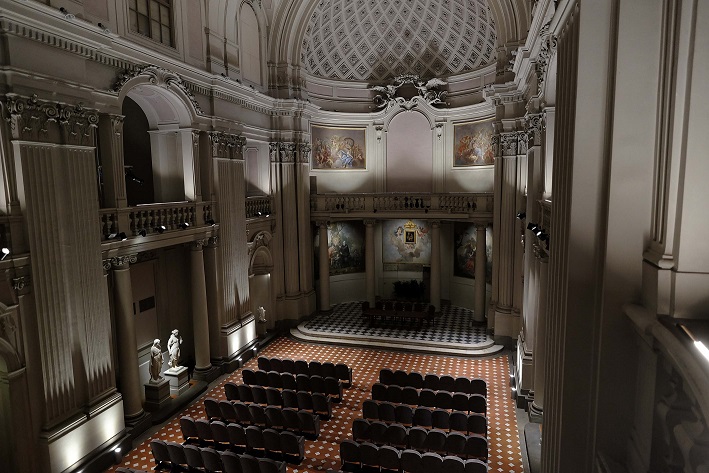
left=110, top=65, right=205, bottom=115
left=107, top=254, right=138, bottom=269
left=369, top=74, right=448, bottom=111
left=3, top=94, right=98, bottom=145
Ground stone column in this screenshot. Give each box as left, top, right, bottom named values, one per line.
left=364, top=219, right=377, bottom=306
left=530, top=251, right=549, bottom=422
left=430, top=220, right=441, bottom=311
left=189, top=240, right=212, bottom=374
left=110, top=255, right=143, bottom=419
left=317, top=221, right=330, bottom=312
left=474, top=224, right=487, bottom=322
left=203, top=237, right=222, bottom=361
left=97, top=114, right=127, bottom=209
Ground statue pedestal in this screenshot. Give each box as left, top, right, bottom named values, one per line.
left=164, top=366, right=189, bottom=396
left=144, top=378, right=170, bottom=411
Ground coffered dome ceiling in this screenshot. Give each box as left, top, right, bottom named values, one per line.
left=301, top=0, right=497, bottom=82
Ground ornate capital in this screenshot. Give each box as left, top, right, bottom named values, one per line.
left=208, top=131, right=246, bottom=159
left=192, top=129, right=201, bottom=147
left=188, top=239, right=209, bottom=250
left=11, top=276, right=31, bottom=295
left=536, top=35, right=558, bottom=95
left=517, top=131, right=529, bottom=154
left=4, top=94, right=99, bottom=145
left=375, top=125, right=384, bottom=142
left=525, top=113, right=544, bottom=147
left=315, top=220, right=329, bottom=229
left=108, top=254, right=137, bottom=269
left=207, top=236, right=219, bottom=247
left=269, top=142, right=279, bottom=162
left=110, top=114, right=124, bottom=137
left=278, top=142, right=297, bottom=163
left=298, top=143, right=312, bottom=163
left=499, top=132, right=519, bottom=157
left=249, top=231, right=272, bottom=255
left=363, top=219, right=377, bottom=226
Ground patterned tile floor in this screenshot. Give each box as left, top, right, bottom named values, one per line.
left=107, top=337, right=523, bottom=473
left=303, top=302, right=490, bottom=345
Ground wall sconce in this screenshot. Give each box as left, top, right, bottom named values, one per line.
left=178, top=222, right=190, bottom=229
left=0, top=247, right=9, bottom=261
left=155, top=225, right=167, bottom=234
left=108, top=232, right=127, bottom=241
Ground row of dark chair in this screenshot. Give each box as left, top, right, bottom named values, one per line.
left=356, top=409, right=486, bottom=438
left=256, top=357, right=353, bottom=387
left=221, top=384, right=334, bottom=417
left=180, top=416, right=305, bottom=463
left=371, top=386, right=487, bottom=414
left=351, top=420, right=487, bottom=460
left=116, top=469, right=149, bottom=473
left=379, top=369, right=487, bottom=397
left=339, top=440, right=488, bottom=473
left=151, top=438, right=285, bottom=473
left=191, top=401, right=322, bottom=439
left=363, top=400, right=486, bottom=426
left=242, top=369, right=344, bottom=401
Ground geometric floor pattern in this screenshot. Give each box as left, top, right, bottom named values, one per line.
left=106, top=337, right=523, bottom=473
left=303, top=302, right=490, bottom=345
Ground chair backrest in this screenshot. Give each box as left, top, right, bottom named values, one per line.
left=252, top=385, right=268, bottom=405
left=445, top=432, right=468, bottom=456
left=449, top=411, right=468, bottom=433
left=464, top=458, right=488, bottom=473
left=183, top=444, right=204, bottom=469
left=432, top=409, right=450, bottom=431
left=395, top=404, right=414, bottom=425
left=424, top=374, right=439, bottom=390
left=372, top=383, right=387, bottom=401
left=280, top=430, right=304, bottom=458
left=322, top=361, right=337, bottom=379
left=234, top=402, right=252, bottom=424
left=242, top=368, right=256, bottom=385
left=282, top=373, right=297, bottom=391
left=419, top=389, right=437, bottom=408
left=225, top=382, right=239, bottom=401
left=439, top=375, right=456, bottom=393
left=245, top=425, right=265, bottom=448
left=282, top=389, right=299, bottom=409
left=259, top=457, right=286, bottom=473
left=227, top=423, right=247, bottom=449
left=298, top=410, right=320, bottom=437
left=353, top=418, right=370, bottom=441
left=239, top=453, right=260, bottom=473
left=282, top=358, right=296, bottom=374
left=196, top=418, right=214, bottom=441
left=262, top=428, right=281, bottom=453
left=270, top=357, right=283, bottom=373
left=454, top=377, right=471, bottom=395
left=282, top=408, right=300, bottom=431
left=201, top=447, right=223, bottom=473
left=294, top=360, right=309, bottom=376
left=220, top=451, right=241, bottom=473
left=324, top=376, right=342, bottom=399
left=266, top=387, right=283, bottom=407
left=248, top=404, right=267, bottom=427
left=407, top=426, right=428, bottom=451
left=267, top=371, right=283, bottom=389
left=423, top=429, right=447, bottom=454
left=149, top=438, right=170, bottom=463
left=380, top=368, right=395, bottom=385
left=379, top=445, right=401, bottom=470
left=369, top=420, right=388, bottom=444
left=401, top=449, right=423, bottom=473
left=297, top=390, right=314, bottom=411
left=421, top=452, right=443, bottom=472
left=453, top=392, right=470, bottom=412
left=470, top=379, right=487, bottom=398
left=379, top=402, right=396, bottom=422
left=362, top=399, right=378, bottom=420
left=441, top=455, right=466, bottom=473
left=360, top=442, right=380, bottom=468
left=254, top=370, right=269, bottom=387
left=467, top=413, right=487, bottom=437
left=220, top=400, right=238, bottom=423
left=339, top=439, right=361, bottom=466
left=468, top=394, right=487, bottom=415
left=335, top=363, right=352, bottom=385
left=257, top=357, right=271, bottom=372
left=387, top=384, right=403, bottom=404
left=211, top=420, right=230, bottom=446
left=166, top=441, right=187, bottom=466
left=393, top=370, right=409, bottom=387
left=409, top=371, right=424, bottom=389
left=296, top=374, right=311, bottom=392
left=413, top=407, right=432, bottom=427
left=265, top=406, right=285, bottom=429
left=308, top=361, right=323, bottom=377
left=310, top=375, right=326, bottom=394
left=464, top=435, right=488, bottom=461
left=237, top=384, right=253, bottom=403
left=402, top=386, right=420, bottom=406
left=435, top=390, right=453, bottom=410
left=384, top=423, right=408, bottom=448
left=180, top=416, right=199, bottom=442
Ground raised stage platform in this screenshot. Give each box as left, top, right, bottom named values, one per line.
left=291, top=301, right=503, bottom=356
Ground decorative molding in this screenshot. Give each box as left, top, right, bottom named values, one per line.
left=370, top=74, right=448, bottom=111
left=277, top=142, right=297, bottom=163
left=269, top=142, right=279, bottom=162
left=110, top=65, right=205, bottom=115
left=136, top=250, right=158, bottom=263
left=375, top=125, right=384, bottom=141
left=110, top=115, right=124, bottom=137
left=298, top=143, right=312, bottom=164
left=192, top=130, right=201, bottom=147
left=3, top=94, right=98, bottom=145
left=207, top=236, right=219, bottom=247
left=499, top=131, right=519, bottom=157
left=249, top=231, right=272, bottom=256
left=363, top=219, right=377, bottom=226
left=188, top=239, right=209, bottom=250
left=435, top=123, right=444, bottom=140
left=11, top=276, right=31, bottom=294
left=526, top=113, right=544, bottom=146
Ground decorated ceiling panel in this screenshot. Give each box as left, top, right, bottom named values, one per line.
left=301, top=0, right=497, bottom=81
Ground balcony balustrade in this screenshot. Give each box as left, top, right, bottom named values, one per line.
left=99, top=201, right=213, bottom=240
left=245, top=195, right=273, bottom=219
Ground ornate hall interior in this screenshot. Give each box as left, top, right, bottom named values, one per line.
left=0, top=0, right=707, bottom=473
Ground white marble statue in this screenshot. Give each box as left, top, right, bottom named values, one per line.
left=149, top=339, right=163, bottom=382
left=167, top=329, right=182, bottom=369
left=257, top=306, right=267, bottom=323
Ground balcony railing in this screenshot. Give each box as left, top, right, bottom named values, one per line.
left=99, top=201, right=213, bottom=240
left=310, top=192, right=493, bottom=216
left=246, top=196, right=273, bottom=219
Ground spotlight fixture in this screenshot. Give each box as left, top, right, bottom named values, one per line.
left=98, top=22, right=111, bottom=33
left=59, top=7, right=75, bottom=19
left=178, top=222, right=190, bottom=230
left=538, top=233, right=549, bottom=242
left=535, top=228, right=544, bottom=237
left=206, top=219, right=216, bottom=226
left=527, top=222, right=538, bottom=232
left=124, top=167, right=144, bottom=185
left=108, top=232, right=127, bottom=241
left=155, top=225, right=166, bottom=234
left=516, top=211, right=526, bottom=220
left=137, top=229, right=147, bottom=237
left=0, top=247, right=9, bottom=261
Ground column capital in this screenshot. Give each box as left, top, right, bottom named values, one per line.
left=363, top=219, right=377, bottom=226
left=206, top=236, right=219, bottom=247
left=188, top=239, right=209, bottom=251
left=315, top=219, right=329, bottom=228
left=106, top=254, right=137, bottom=270
left=430, top=220, right=441, bottom=228
left=12, top=275, right=32, bottom=296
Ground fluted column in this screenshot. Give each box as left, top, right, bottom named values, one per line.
left=111, top=255, right=143, bottom=419
left=530, top=252, right=549, bottom=421
left=97, top=114, right=127, bottom=209
left=474, top=224, right=487, bottom=322
left=364, top=219, right=377, bottom=306
left=297, top=143, right=316, bottom=313
left=430, top=220, right=441, bottom=311
left=317, top=221, right=331, bottom=312
left=203, top=237, right=222, bottom=361
left=189, top=240, right=212, bottom=372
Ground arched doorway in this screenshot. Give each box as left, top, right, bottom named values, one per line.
left=249, top=234, right=274, bottom=336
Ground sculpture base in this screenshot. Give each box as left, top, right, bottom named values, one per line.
left=144, top=378, right=171, bottom=412
left=164, top=366, right=189, bottom=397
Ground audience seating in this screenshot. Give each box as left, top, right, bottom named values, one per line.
left=370, top=386, right=487, bottom=415
left=257, top=356, right=353, bottom=387
left=378, top=369, right=487, bottom=397
left=177, top=417, right=305, bottom=463
left=351, top=419, right=488, bottom=459
left=361, top=401, right=487, bottom=435
left=222, top=385, right=333, bottom=418
left=242, top=369, right=344, bottom=401
left=116, top=469, right=150, bottom=473
left=362, top=301, right=436, bottom=328
left=187, top=405, right=321, bottom=442
left=151, top=438, right=287, bottom=473
left=339, top=440, right=488, bottom=473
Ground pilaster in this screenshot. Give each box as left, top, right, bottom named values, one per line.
left=364, top=219, right=377, bottom=306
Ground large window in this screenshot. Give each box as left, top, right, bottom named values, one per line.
left=128, top=0, right=173, bottom=46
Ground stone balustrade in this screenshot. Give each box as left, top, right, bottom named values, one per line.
left=99, top=201, right=213, bottom=240
left=245, top=195, right=273, bottom=219
left=310, top=192, right=493, bottom=218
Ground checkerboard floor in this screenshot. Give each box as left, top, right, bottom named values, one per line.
left=302, top=302, right=490, bottom=345
left=106, top=337, right=522, bottom=473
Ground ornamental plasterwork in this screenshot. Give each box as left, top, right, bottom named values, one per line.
left=499, top=132, right=519, bottom=157
left=208, top=131, right=246, bottom=159
left=110, top=64, right=205, bottom=115
left=188, top=239, right=209, bottom=250
left=106, top=254, right=138, bottom=269
left=536, top=34, right=558, bottom=95
left=370, top=74, right=448, bottom=111
left=11, top=276, right=31, bottom=294
left=525, top=113, right=544, bottom=146
left=3, top=94, right=98, bottom=145
left=302, top=0, right=497, bottom=81
left=277, top=142, right=297, bottom=163
left=298, top=143, right=312, bottom=163
left=249, top=231, right=272, bottom=256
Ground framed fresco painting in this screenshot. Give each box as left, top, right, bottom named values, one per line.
left=311, top=125, right=366, bottom=169
left=453, top=119, right=494, bottom=166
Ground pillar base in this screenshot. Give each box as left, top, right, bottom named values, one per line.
left=144, top=378, right=171, bottom=412
left=192, top=365, right=221, bottom=383
left=164, top=366, right=190, bottom=397
left=529, top=401, right=544, bottom=423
